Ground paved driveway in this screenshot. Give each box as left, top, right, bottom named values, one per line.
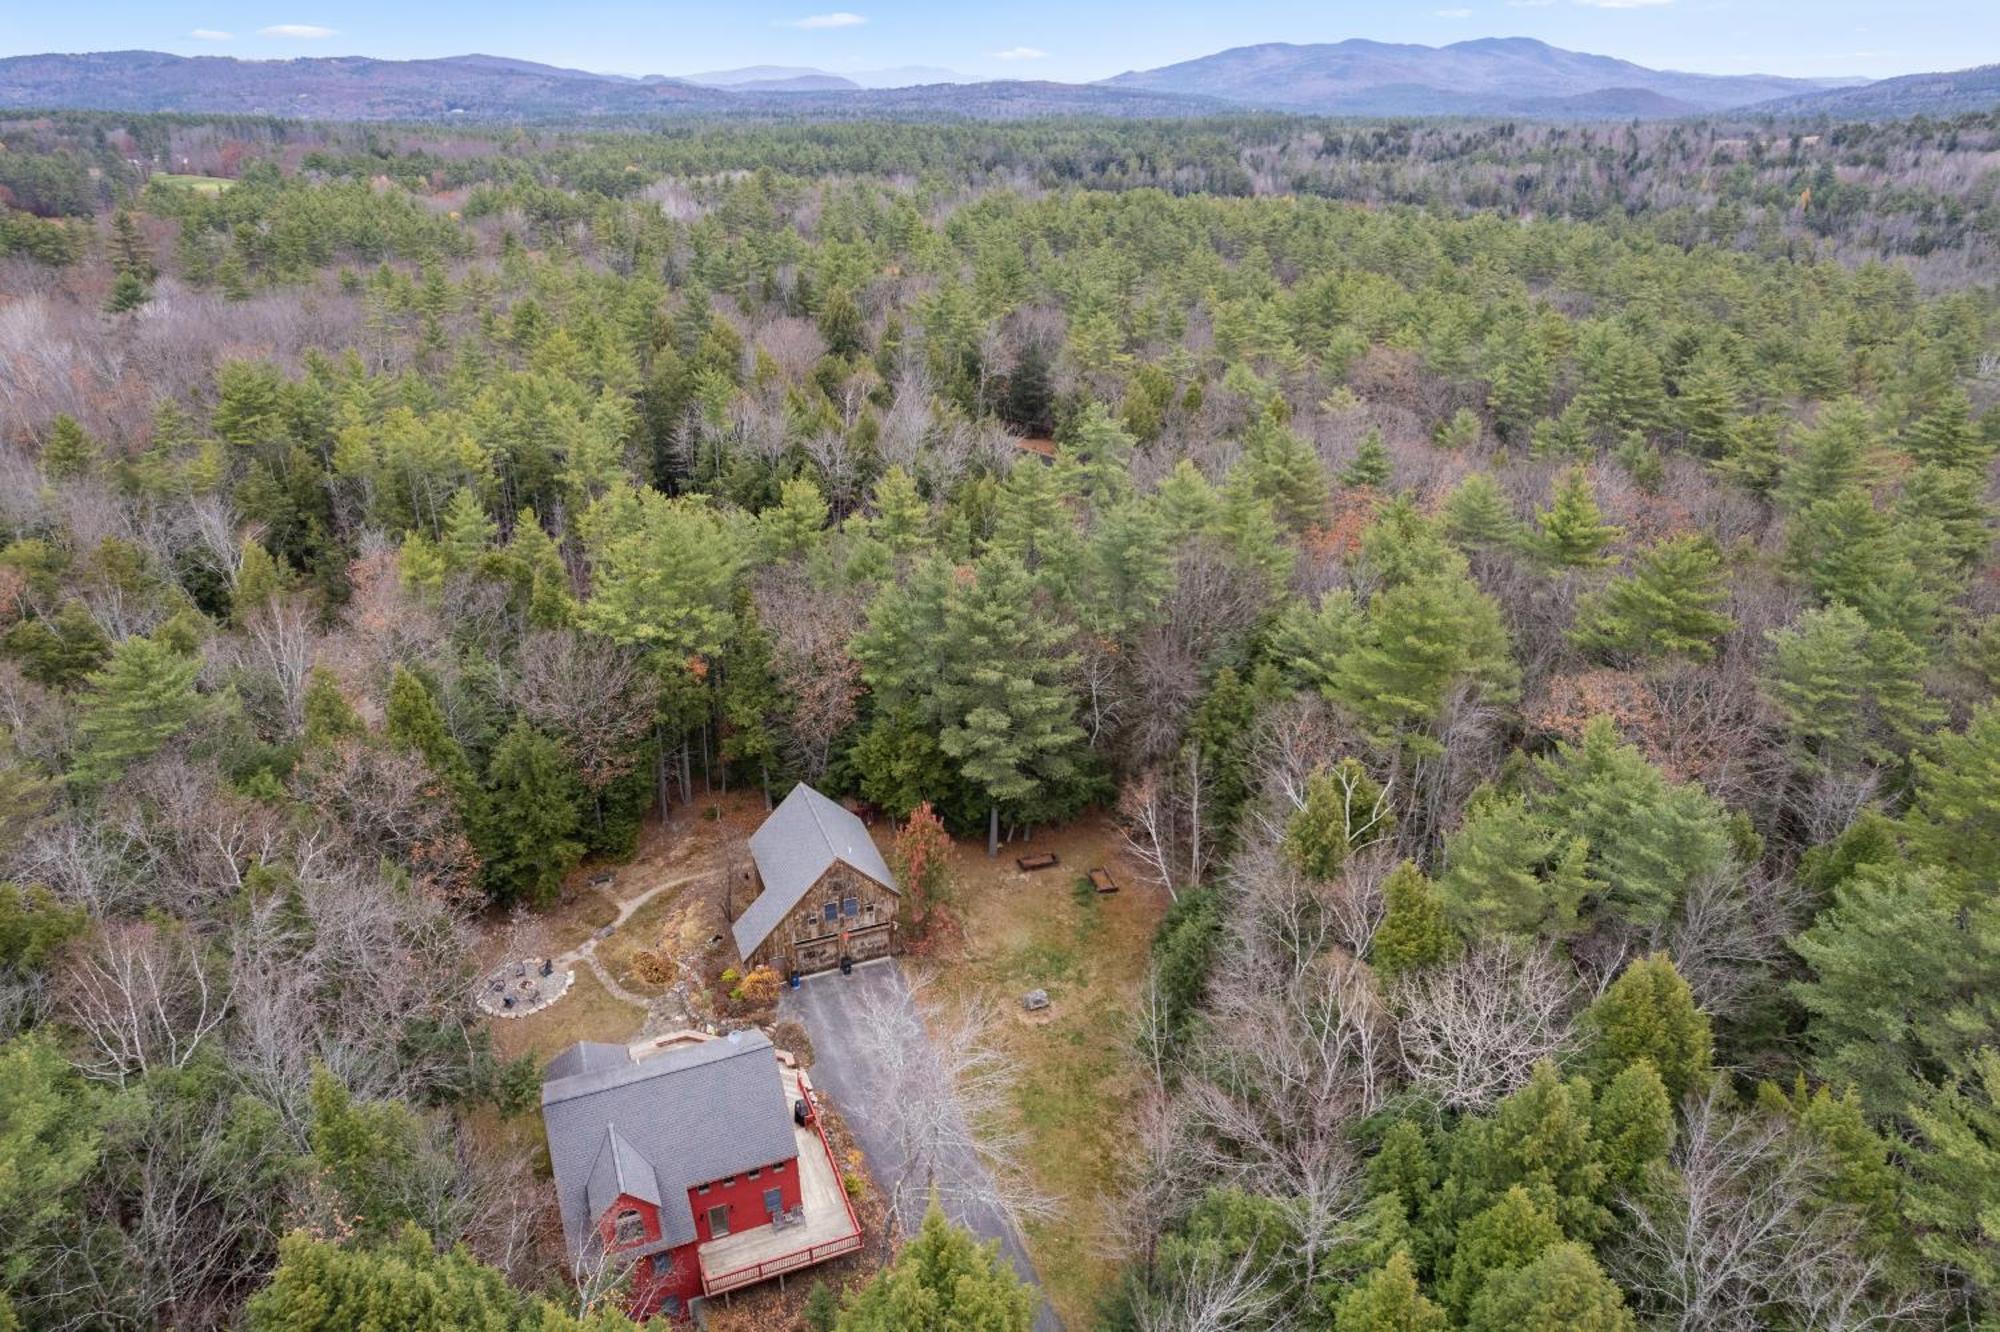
left=780, top=961, right=1062, bottom=1332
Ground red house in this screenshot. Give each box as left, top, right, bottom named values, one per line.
left=541, top=1029, right=861, bottom=1320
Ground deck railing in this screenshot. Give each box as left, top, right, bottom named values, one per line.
left=699, top=1070, right=865, bottom=1297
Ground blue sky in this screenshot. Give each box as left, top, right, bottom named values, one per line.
left=5, top=0, right=1994, bottom=82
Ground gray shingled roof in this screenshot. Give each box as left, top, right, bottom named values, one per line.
left=542, top=1032, right=797, bottom=1257
left=544, top=1041, right=630, bottom=1083
left=733, top=784, right=897, bottom=960
left=586, top=1125, right=660, bottom=1223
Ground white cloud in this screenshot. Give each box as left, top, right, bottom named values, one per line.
left=777, top=12, right=866, bottom=28
left=1436, top=7, right=1473, bottom=15
left=1572, top=0, right=1671, bottom=7
left=189, top=28, right=234, bottom=40
left=259, top=23, right=337, bottom=38
left=991, top=46, right=1048, bottom=61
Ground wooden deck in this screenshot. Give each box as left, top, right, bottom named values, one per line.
left=697, top=1073, right=862, bottom=1296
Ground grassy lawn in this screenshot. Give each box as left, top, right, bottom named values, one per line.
left=918, top=816, right=1166, bottom=1329
left=487, top=965, right=645, bottom=1068
left=151, top=173, right=234, bottom=193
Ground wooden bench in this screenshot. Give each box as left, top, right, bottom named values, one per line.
left=1015, top=852, right=1060, bottom=872
left=1089, top=867, right=1118, bottom=894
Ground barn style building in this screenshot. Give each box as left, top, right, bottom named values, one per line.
left=732, top=784, right=900, bottom=977
left=541, top=1029, right=861, bottom=1320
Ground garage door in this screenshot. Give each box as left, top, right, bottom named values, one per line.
left=846, top=924, right=892, bottom=963
left=793, top=936, right=841, bottom=973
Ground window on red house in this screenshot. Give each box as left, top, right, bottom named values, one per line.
left=614, top=1208, right=645, bottom=1246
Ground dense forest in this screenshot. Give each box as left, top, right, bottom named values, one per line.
left=1, top=102, right=2000, bottom=1331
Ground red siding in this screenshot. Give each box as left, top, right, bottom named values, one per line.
left=627, top=1242, right=702, bottom=1320
left=686, top=1155, right=803, bottom=1242
left=595, top=1193, right=662, bottom=1252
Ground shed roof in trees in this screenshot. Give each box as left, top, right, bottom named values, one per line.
left=733, top=783, right=897, bottom=961
left=542, top=1030, right=796, bottom=1256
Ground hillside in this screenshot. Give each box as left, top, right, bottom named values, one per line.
left=0, top=50, right=1211, bottom=121
left=1748, top=61, right=2000, bottom=118
left=1103, top=36, right=1853, bottom=115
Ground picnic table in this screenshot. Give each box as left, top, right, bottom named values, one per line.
left=1015, top=852, right=1060, bottom=872
left=1088, top=867, right=1118, bottom=894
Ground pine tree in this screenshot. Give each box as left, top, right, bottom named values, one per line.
left=1533, top=467, right=1622, bottom=568
left=1777, top=398, right=1879, bottom=512
left=108, top=209, right=155, bottom=281
left=1058, top=402, right=1136, bottom=509
left=0, top=1035, right=104, bottom=1293
left=231, top=540, right=286, bottom=626
left=1341, top=428, right=1392, bottom=489
left=39, top=414, right=98, bottom=481
left=1905, top=699, right=2000, bottom=901
left=1534, top=717, right=1734, bottom=927
left=1334, top=1252, right=1448, bottom=1332
left=1898, top=462, right=1992, bottom=571
left=817, top=288, right=867, bottom=361
left=1791, top=863, right=2000, bottom=1116
left=1673, top=350, right=1740, bottom=458
left=70, top=635, right=201, bottom=788
left=439, top=487, right=497, bottom=571
left=836, top=1205, right=1033, bottom=1332
left=1904, top=1048, right=2000, bottom=1305
left=1441, top=1185, right=1564, bottom=1316
left=384, top=666, right=474, bottom=789
left=1591, top=1060, right=1672, bottom=1192
left=1372, top=860, right=1457, bottom=978
left=1582, top=953, right=1713, bottom=1102
left=869, top=465, right=931, bottom=555
left=575, top=488, right=740, bottom=660
left=481, top=719, right=584, bottom=905
left=508, top=510, right=574, bottom=628
left=246, top=1225, right=634, bottom=1332
left=1285, top=759, right=1392, bottom=880
left=1235, top=413, right=1329, bottom=531
left=720, top=593, right=783, bottom=801
left=1489, top=335, right=1553, bottom=444
left=1905, top=391, right=1988, bottom=470
left=301, top=667, right=362, bottom=749
left=761, top=476, right=831, bottom=561
left=1438, top=790, right=1591, bottom=940
left=1577, top=324, right=1665, bottom=440
left=1571, top=534, right=1734, bottom=663
left=104, top=270, right=150, bottom=313
left=1334, top=567, right=1518, bottom=750
left=1765, top=603, right=1940, bottom=772
left=932, top=554, right=1085, bottom=855
left=1464, top=1242, right=1635, bottom=1332
left=1443, top=473, right=1526, bottom=553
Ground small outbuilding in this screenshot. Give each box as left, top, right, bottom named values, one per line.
left=731, top=784, right=900, bottom=977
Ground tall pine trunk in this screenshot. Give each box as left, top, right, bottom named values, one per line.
left=987, top=804, right=1000, bottom=858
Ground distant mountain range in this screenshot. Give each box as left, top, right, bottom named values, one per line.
left=1101, top=37, right=1862, bottom=116
left=0, top=50, right=1176, bottom=120
left=0, top=40, right=1993, bottom=123
left=680, top=65, right=965, bottom=91
left=1747, top=62, right=2000, bottom=118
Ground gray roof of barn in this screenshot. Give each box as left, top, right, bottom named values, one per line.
left=733, top=784, right=897, bottom=960
left=542, top=1031, right=796, bottom=1256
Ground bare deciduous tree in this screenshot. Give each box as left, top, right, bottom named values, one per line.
left=1610, top=1085, right=1944, bottom=1332
left=849, top=970, right=1053, bottom=1237
left=1393, top=937, right=1581, bottom=1112
left=59, top=920, right=231, bottom=1086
